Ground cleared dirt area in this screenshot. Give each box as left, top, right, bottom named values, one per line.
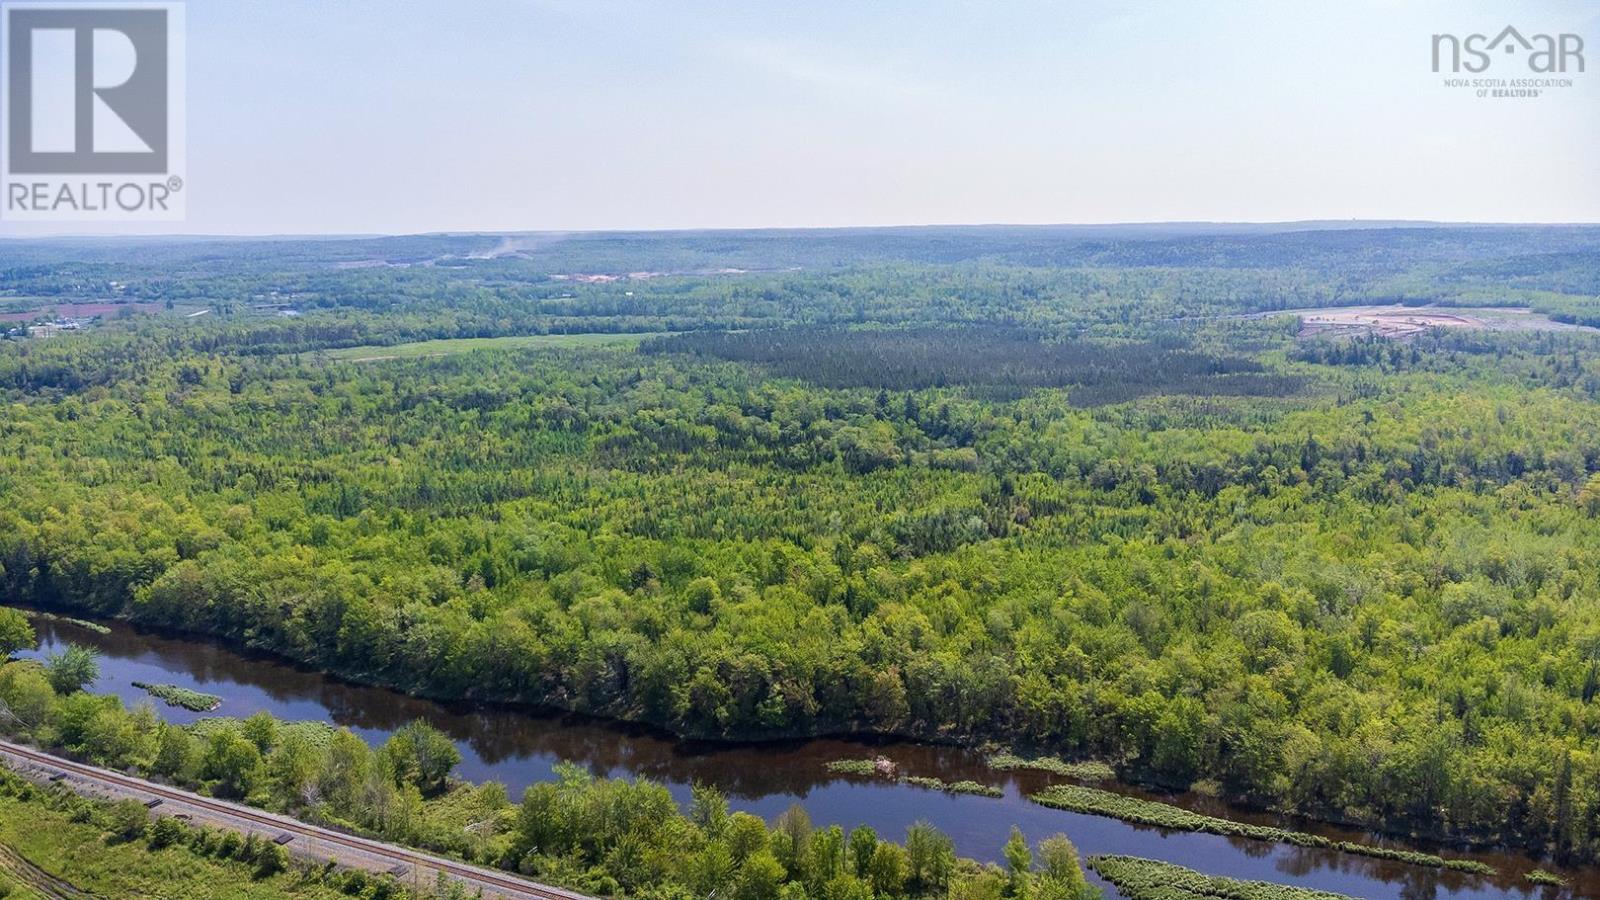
left=1300, top=307, right=1483, bottom=339
left=1284, top=305, right=1598, bottom=340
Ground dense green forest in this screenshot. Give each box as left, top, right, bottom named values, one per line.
left=4, top=224, right=1600, bottom=874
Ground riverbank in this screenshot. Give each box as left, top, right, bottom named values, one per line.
left=10, top=604, right=1590, bottom=899
left=11, top=599, right=1547, bottom=866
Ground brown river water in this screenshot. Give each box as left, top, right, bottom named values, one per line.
left=13, top=612, right=1592, bottom=899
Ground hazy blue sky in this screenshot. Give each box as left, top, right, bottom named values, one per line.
left=7, top=0, right=1598, bottom=234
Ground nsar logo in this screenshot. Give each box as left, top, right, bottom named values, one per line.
left=1432, top=26, right=1584, bottom=74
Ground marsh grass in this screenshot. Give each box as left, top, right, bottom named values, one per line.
left=1035, top=786, right=1494, bottom=875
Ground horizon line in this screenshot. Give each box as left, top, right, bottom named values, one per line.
left=6, top=218, right=1600, bottom=242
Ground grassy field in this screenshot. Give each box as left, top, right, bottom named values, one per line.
left=324, top=332, right=658, bottom=361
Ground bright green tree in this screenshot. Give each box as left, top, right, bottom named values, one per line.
left=45, top=644, right=99, bottom=694
left=0, top=609, right=34, bottom=658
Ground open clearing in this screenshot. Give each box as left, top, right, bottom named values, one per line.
left=1263, top=305, right=1599, bottom=340
left=324, top=332, right=657, bottom=362
left=0, top=301, right=166, bottom=322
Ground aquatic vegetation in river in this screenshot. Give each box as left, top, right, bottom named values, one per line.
left=131, top=681, right=222, bottom=712
left=827, top=759, right=1003, bottom=797
left=1034, top=785, right=1494, bottom=875
left=1088, top=854, right=1357, bottom=900
left=825, top=757, right=892, bottom=776
left=987, top=752, right=1114, bottom=781
left=1525, top=868, right=1566, bottom=886
left=902, top=776, right=1003, bottom=798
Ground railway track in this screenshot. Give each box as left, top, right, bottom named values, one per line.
left=0, top=740, right=588, bottom=900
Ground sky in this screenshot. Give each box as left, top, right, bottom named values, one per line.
left=3, top=0, right=1598, bottom=235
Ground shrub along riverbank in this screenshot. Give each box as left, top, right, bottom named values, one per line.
left=18, top=609, right=110, bottom=635
left=1032, top=785, right=1495, bottom=875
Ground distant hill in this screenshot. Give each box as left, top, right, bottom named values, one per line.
left=2, top=221, right=1598, bottom=276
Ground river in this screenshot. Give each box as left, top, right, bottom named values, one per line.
left=13, top=613, right=1589, bottom=899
